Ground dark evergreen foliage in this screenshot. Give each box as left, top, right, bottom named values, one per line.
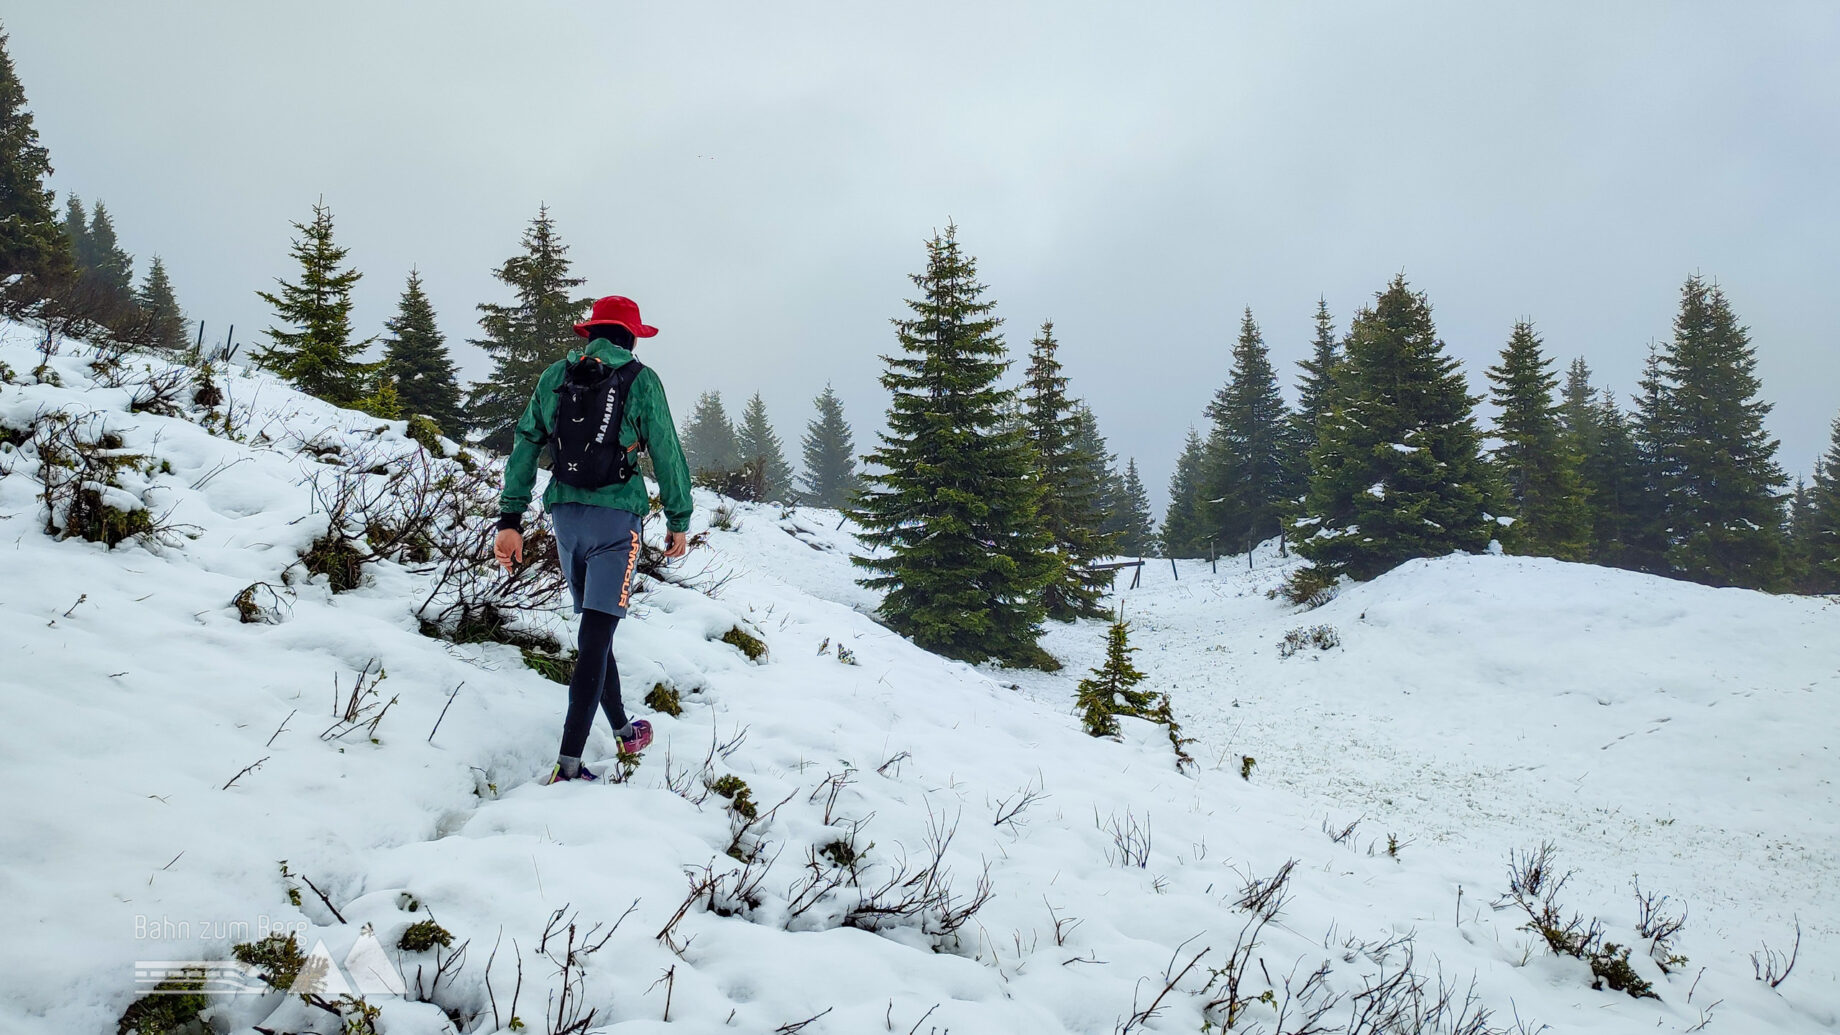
left=1293, top=276, right=1494, bottom=580
left=1580, top=388, right=1646, bottom=569
left=799, top=383, right=860, bottom=509
left=1202, top=308, right=1302, bottom=554
left=253, top=201, right=375, bottom=407
left=1292, top=297, right=1341, bottom=450
left=736, top=392, right=796, bottom=503
left=1486, top=321, right=1590, bottom=560
left=81, top=201, right=133, bottom=298
left=465, top=207, right=590, bottom=451
left=1622, top=344, right=1675, bottom=574
left=1804, top=413, right=1840, bottom=593
left=1641, top=277, right=1786, bottom=589
left=681, top=390, right=741, bottom=479
left=1022, top=320, right=1117, bottom=620
left=382, top=268, right=464, bottom=434
left=1160, top=427, right=1208, bottom=558
left=0, top=29, right=68, bottom=309
left=131, top=256, right=189, bottom=351
left=1114, top=458, right=1158, bottom=556
left=851, top=225, right=1056, bottom=668
left=1074, top=616, right=1153, bottom=738
left=1076, top=405, right=1130, bottom=545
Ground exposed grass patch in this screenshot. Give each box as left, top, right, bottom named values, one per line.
left=301, top=532, right=365, bottom=592
left=520, top=648, right=577, bottom=684
left=720, top=625, right=768, bottom=662
left=645, top=682, right=683, bottom=716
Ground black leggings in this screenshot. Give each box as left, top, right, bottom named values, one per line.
left=558, top=608, right=629, bottom=760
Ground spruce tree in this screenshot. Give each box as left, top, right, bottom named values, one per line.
left=798, top=383, right=860, bottom=509
left=851, top=225, right=1057, bottom=668
left=0, top=29, right=67, bottom=306
left=132, top=256, right=189, bottom=351
left=1075, top=405, right=1131, bottom=544
left=1647, top=277, right=1786, bottom=588
left=253, top=201, right=374, bottom=407
left=680, top=390, right=741, bottom=479
left=1486, top=321, right=1590, bottom=560
left=1560, top=357, right=1596, bottom=442
left=83, top=202, right=133, bottom=299
left=737, top=392, right=796, bottom=502
left=1784, top=476, right=1816, bottom=593
left=1293, top=297, right=1341, bottom=450
left=1161, top=427, right=1208, bottom=558
left=1806, top=413, right=1840, bottom=594
left=1022, top=321, right=1116, bottom=621
left=1203, top=308, right=1302, bottom=554
left=1074, top=616, right=1153, bottom=738
left=381, top=269, right=463, bottom=434
left=1293, top=276, right=1493, bottom=580
left=465, top=206, right=590, bottom=451
left=61, top=196, right=87, bottom=262
left=1623, top=343, right=1675, bottom=574
left=1115, top=458, right=1158, bottom=556
left=1580, top=389, right=1644, bottom=569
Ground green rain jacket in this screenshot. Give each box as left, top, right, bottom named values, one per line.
left=498, top=337, right=694, bottom=533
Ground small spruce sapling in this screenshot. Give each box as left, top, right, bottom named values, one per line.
left=1075, top=615, right=1153, bottom=738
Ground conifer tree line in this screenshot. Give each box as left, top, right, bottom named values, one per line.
left=1158, top=273, right=1837, bottom=594
left=6, top=24, right=1834, bottom=619
left=1, top=28, right=190, bottom=352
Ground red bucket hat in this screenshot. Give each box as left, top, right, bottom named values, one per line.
left=574, top=295, right=659, bottom=339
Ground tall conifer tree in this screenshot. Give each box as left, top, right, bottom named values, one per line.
left=680, top=390, right=741, bottom=478
left=133, top=256, right=189, bottom=351
left=1580, top=389, right=1644, bottom=569
left=382, top=269, right=463, bottom=433
left=466, top=207, right=589, bottom=451
left=1645, top=277, right=1786, bottom=588
left=1293, top=276, right=1493, bottom=580
left=1062, top=404, right=1123, bottom=615
left=254, top=201, right=374, bottom=407
left=799, top=383, right=860, bottom=508
left=83, top=202, right=133, bottom=299
left=1115, top=458, right=1158, bottom=556
left=1293, top=298, right=1341, bottom=450
left=737, top=392, right=796, bottom=502
left=1486, top=321, right=1590, bottom=560
left=0, top=29, right=68, bottom=307
left=1161, top=428, right=1208, bottom=558
left=1805, top=413, right=1840, bottom=593
left=1022, top=321, right=1116, bottom=620
left=1623, top=344, right=1675, bottom=574
left=1560, top=357, right=1596, bottom=442
left=851, top=226, right=1056, bottom=668
left=1203, top=308, right=1301, bottom=553
left=1079, top=407, right=1131, bottom=543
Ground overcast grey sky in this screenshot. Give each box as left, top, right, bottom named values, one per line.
left=9, top=2, right=1838, bottom=509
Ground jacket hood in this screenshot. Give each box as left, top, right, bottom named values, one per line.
left=569, top=337, right=637, bottom=367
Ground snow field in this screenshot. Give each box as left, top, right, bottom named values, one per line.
left=1, top=328, right=1835, bottom=1033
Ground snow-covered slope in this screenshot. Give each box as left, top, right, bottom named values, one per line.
left=1, top=328, right=1835, bottom=1034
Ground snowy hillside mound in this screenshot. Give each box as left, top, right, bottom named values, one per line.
left=1, top=329, right=1835, bottom=1035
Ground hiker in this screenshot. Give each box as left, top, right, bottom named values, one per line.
left=493, top=295, right=694, bottom=784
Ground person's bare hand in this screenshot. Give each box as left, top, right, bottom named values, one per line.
left=494, top=528, right=524, bottom=573
left=663, top=531, right=689, bottom=559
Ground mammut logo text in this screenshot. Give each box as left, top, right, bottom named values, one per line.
left=595, top=382, right=619, bottom=445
